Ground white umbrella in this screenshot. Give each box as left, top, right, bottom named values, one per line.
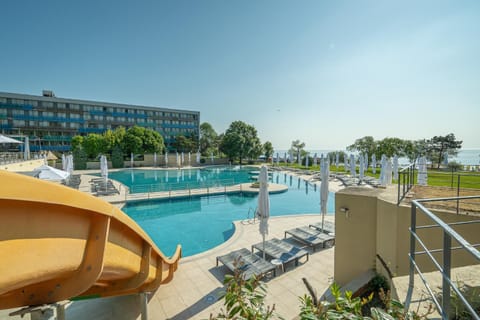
left=298, top=153, right=301, bottom=166
left=335, top=153, right=339, bottom=170
left=359, top=154, right=364, bottom=182
left=443, top=152, right=449, bottom=166
left=196, top=151, right=201, bottom=164
left=350, top=154, right=356, bottom=178
left=320, top=158, right=329, bottom=232
left=313, top=153, right=317, bottom=167
left=67, top=154, right=74, bottom=176
left=164, top=151, right=168, bottom=167
left=364, top=154, right=368, bottom=173
left=386, top=157, right=393, bottom=184
left=257, top=165, right=270, bottom=260
left=0, top=134, right=22, bottom=144
left=100, top=155, right=108, bottom=182
left=181, top=152, right=185, bottom=166
left=417, top=156, right=428, bottom=186
left=211, top=152, right=214, bottom=164
left=35, top=164, right=70, bottom=181
left=379, top=155, right=387, bottom=187
left=188, top=152, right=191, bottom=165
left=154, top=152, right=157, bottom=167
left=372, top=154, right=377, bottom=174
left=62, top=154, right=66, bottom=171
left=393, top=155, right=399, bottom=180
left=284, top=152, right=287, bottom=163
left=23, top=137, right=30, bottom=160
left=130, top=153, right=134, bottom=168
left=176, top=152, right=180, bottom=167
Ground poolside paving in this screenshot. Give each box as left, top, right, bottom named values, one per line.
left=0, top=168, right=340, bottom=320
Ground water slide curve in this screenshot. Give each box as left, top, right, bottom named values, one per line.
left=0, top=170, right=181, bottom=310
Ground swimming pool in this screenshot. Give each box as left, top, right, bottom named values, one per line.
left=118, top=167, right=335, bottom=257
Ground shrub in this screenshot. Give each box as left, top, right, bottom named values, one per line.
left=72, top=147, right=87, bottom=170
left=111, top=146, right=124, bottom=168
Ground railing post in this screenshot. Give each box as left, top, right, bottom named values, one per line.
left=456, top=175, right=460, bottom=214
left=442, top=231, right=452, bottom=319
left=405, top=203, right=417, bottom=311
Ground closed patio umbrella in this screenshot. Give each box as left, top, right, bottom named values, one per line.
left=100, top=155, right=108, bottom=183
left=196, top=151, right=201, bottom=164
left=320, top=158, right=329, bottom=232
left=379, top=155, right=387, bottom=187
left=393, top=155, right=399, bottom=180
left=181, top=152, right=184, bottom=166
left=188, top=152, right=191, bottom=165
left=130, top=153, right=134, bottom=168
left=154, top=152, right=157, bottom=167
left=211, top=152, right=214, bottom=164
left=372, top=154, right=377, bottom=174
left=313, top=153, right=317, bottom=167
left=350, top=154, right=356, bottom=178
left=364, top=154, right=368, bottom=173
left=417, top=156, right=428, bottom=186
left=165, top=151, right=168, bottom=167
left=62, top=153, right=66, bottom=171
left=23, top=137, right=30, bottom=160
left=176, top=152, right=180, bottom=167
left=359, top=154, right=364, bottom=182
left=257, top=165, right=270, bottom=260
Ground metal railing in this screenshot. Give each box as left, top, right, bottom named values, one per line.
left=405, top=196, right=480, bottom=319
left=126, top=178, right=243, bottom=201
left=397, top=164, right=415, bottom=205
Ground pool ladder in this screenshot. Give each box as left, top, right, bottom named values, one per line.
left=242, top=206, right=257, bottom=224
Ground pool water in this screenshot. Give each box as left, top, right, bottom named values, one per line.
left=120, top=167, right=335, bottom=257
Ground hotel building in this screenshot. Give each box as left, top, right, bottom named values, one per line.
left=0, top=90, right=200, bottom=152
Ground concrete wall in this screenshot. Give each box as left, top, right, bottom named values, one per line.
left=334, top=186, right=480, bottom=286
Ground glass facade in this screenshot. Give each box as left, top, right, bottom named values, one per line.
left=0, top=91, right=200, bottom=152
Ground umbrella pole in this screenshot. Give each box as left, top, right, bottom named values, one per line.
left=262, top=234, right=266, bottom=260
left=321, top=211, right=325, bottom=233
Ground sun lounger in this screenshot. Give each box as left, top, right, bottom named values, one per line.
left=251, top=238, right=309, bottom=271
left=284, top=226, right=335, bottom=251
left=309, top=221, right=335, bottom=235
left=216, top=248, right=276, bottom=279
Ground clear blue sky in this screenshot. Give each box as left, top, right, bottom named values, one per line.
left=1, top=0, right=479, bottom=149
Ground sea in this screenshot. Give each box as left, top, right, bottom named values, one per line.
left=273, top=149, right=480, bottom=166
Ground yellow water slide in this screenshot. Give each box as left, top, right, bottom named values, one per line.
left=0, top=170, right=181, bottom=310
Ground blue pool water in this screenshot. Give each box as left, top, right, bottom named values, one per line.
left=118, top=167, right=335, bottom=257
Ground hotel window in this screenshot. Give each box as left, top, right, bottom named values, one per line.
left=12, top=99, right=25, bottom=105
left=42, top=101, right=53, bottom=108
left=43, top=112, right=54, bottom=117
left=12, top=110, right=24, bottom=116
left=27, top=100, right=38, bottom=107
left=57, top=103, right=66, bottom=109
left=57, top=113, right=66, bottom=118
left=83, top=105, right=92, bottom=111
left=0, top=97, right=6, bottom=103
left=29, top=121, right=36, bottom=126
left=69, top=104, right=80, bottom=110
left=13, top=120, right=25, bottom=126
left=106, top=116, right=114, bottom=122
left=70, top=114, right=80, bottom=119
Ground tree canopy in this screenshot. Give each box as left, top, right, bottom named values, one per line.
left=263, top=141, right=274, bottom=159
left=290, top=140, right=306, bottom=162
left=427, top=133, right=462, bottom=168
left=219, top=121, right=262, bottom=164
left=199, top=122, right=219, bottom=156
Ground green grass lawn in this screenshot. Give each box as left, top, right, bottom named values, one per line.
left=271, top=163, right=480, bottom=190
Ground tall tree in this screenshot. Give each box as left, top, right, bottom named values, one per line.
left=199, top=122, right=219, bottom=156
left=219, top=121, right=262, bottom=164
left=376, top=137, right=406, bottom=158
left=173, top=134, right=196, bottom=152
left=123, top=126, right=164, bottom=155
left=263, top=141, right=274, bottom=160
left=347, top=136, right=376, bottom=157
left=427, top=133, right=462, bottom=169
left=290, top=140, right=306, bottom=163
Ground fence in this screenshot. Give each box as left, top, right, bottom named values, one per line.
left=405, top=196, right=480, bottom=319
